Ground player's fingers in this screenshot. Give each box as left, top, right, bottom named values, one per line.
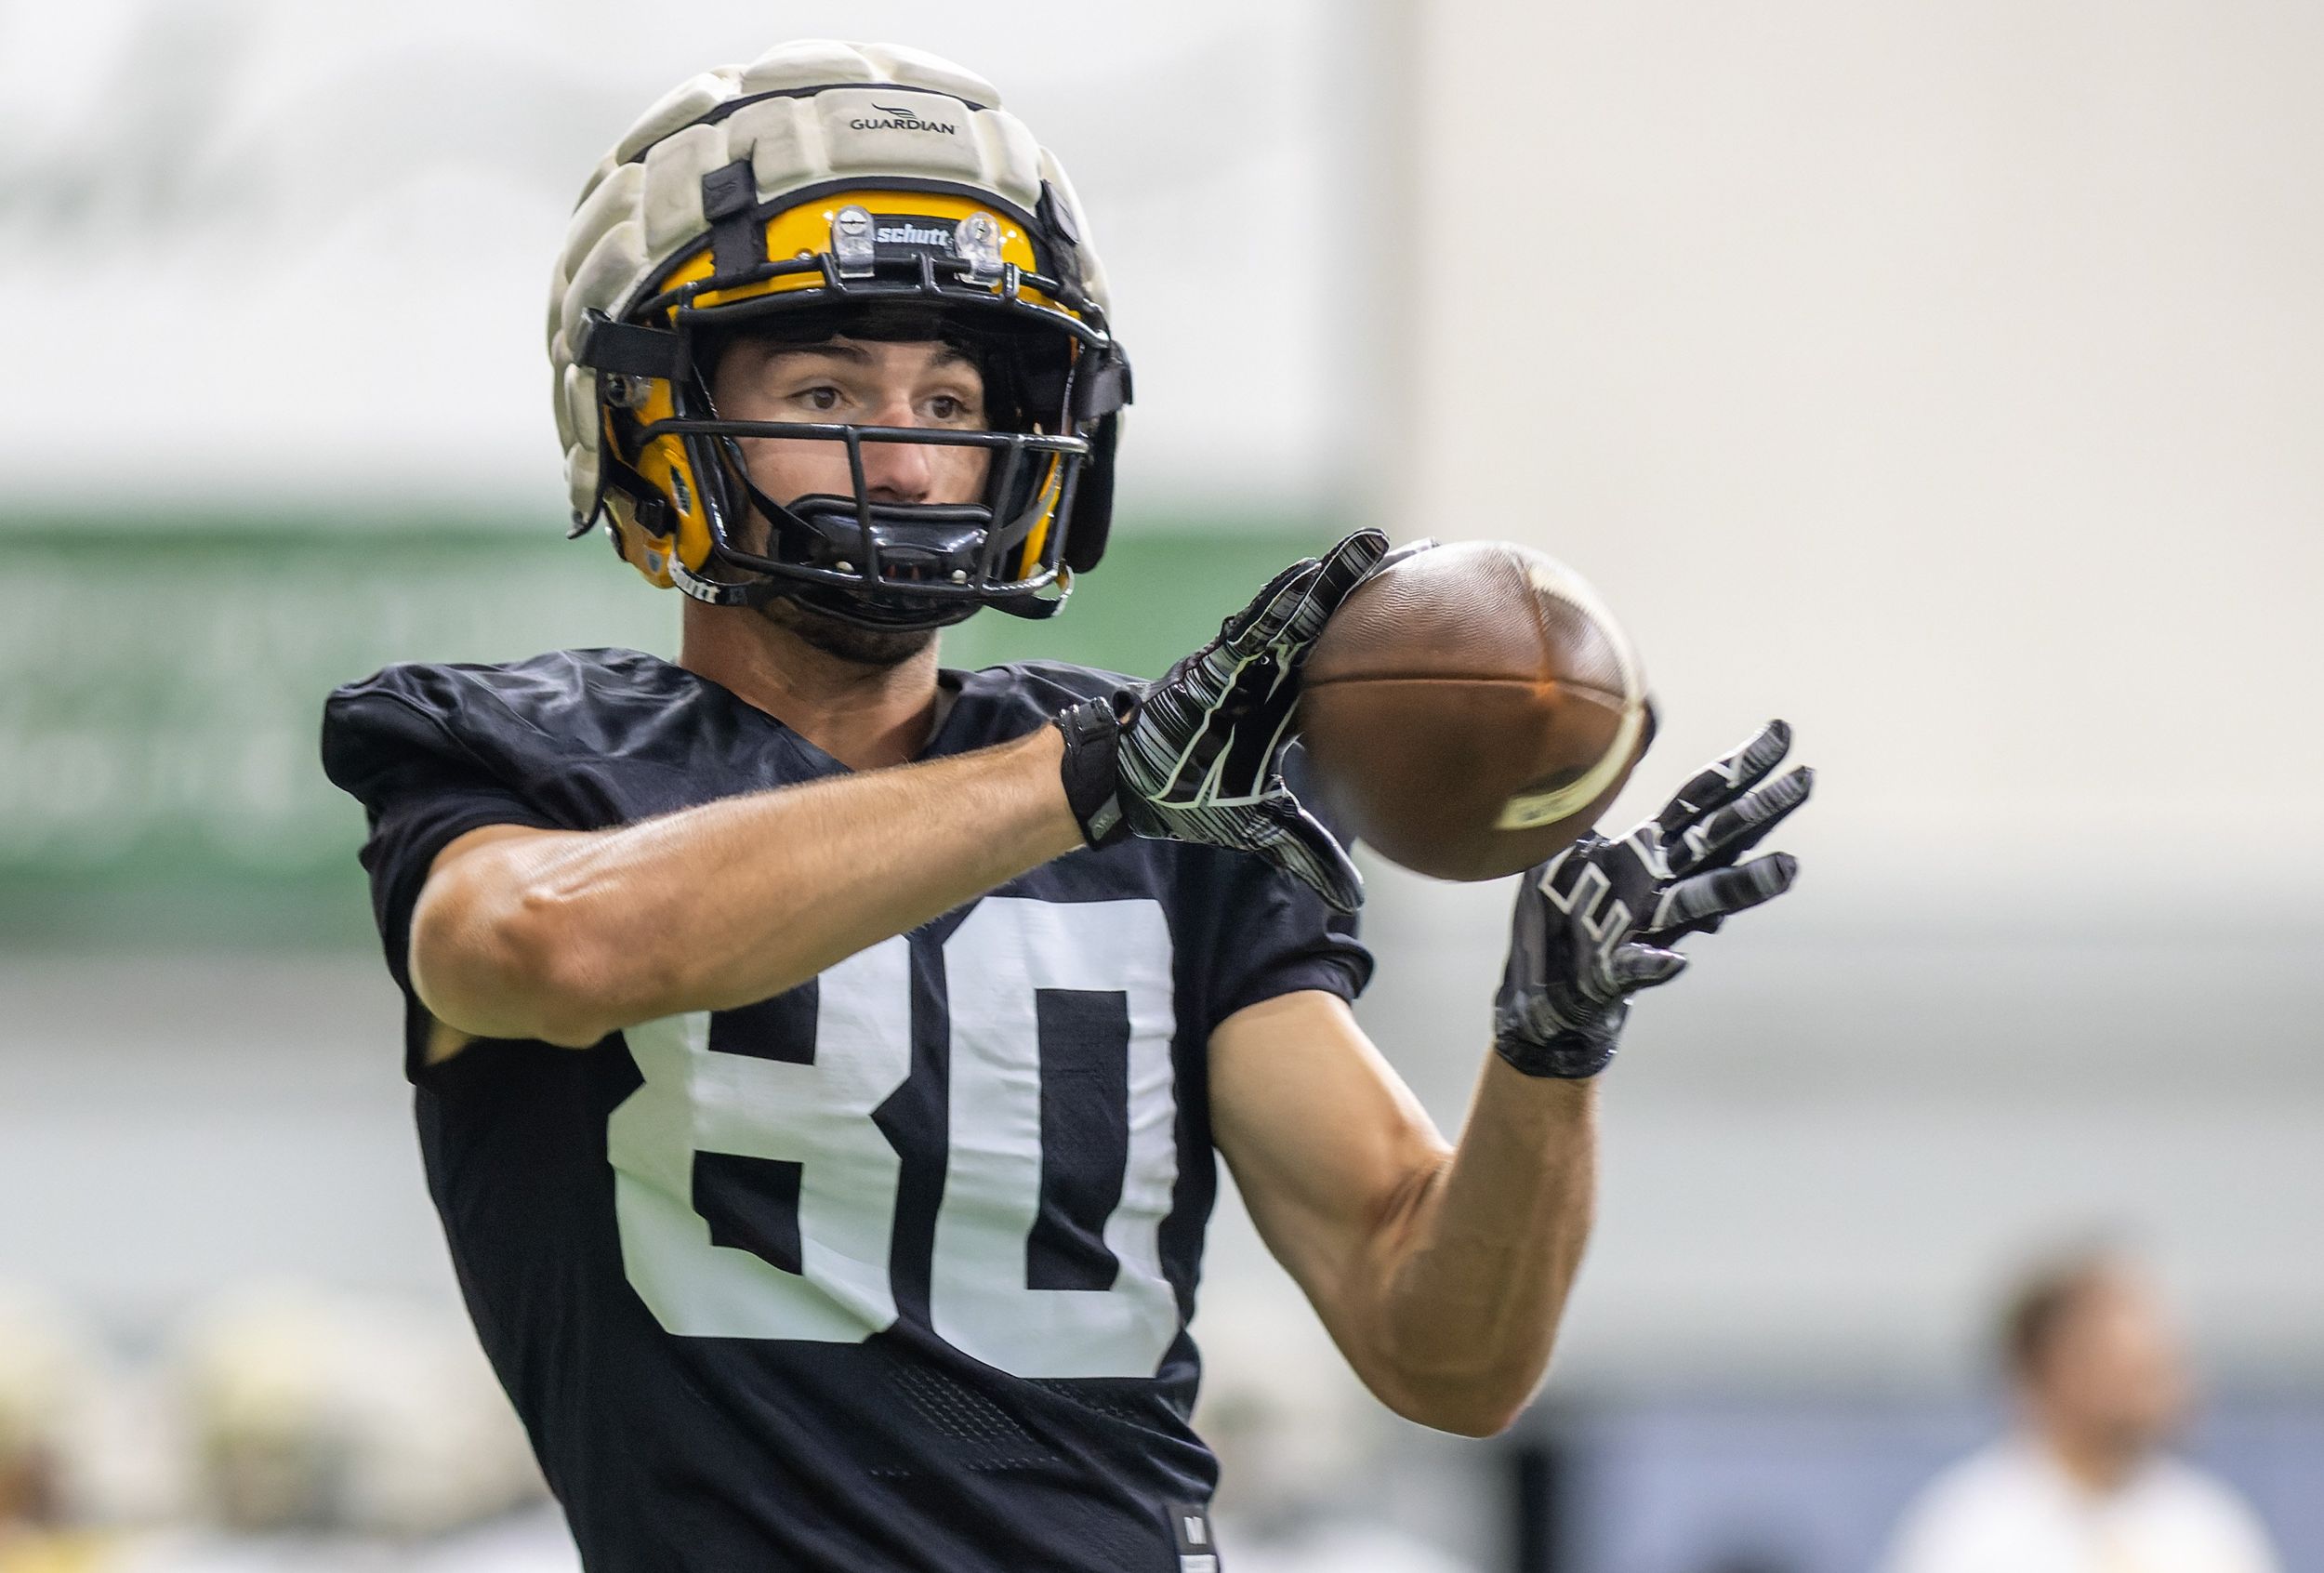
left=1653, top=720, right=1793, bottom=838
left=1370, top=535, right=1439, bottom=575
left=1279, top=528, right=1390, bottom=651
left=1311, top=529, right=1391, bottom=604
left=1669, top=765, right=1814, bottom=876
left=1648, top=852, right=1798, bottom=934
left=1218, top=557, right=1323, bottom=652
left=1612, top=943, right=1688, bottom=993
left=1253, top=797, right=1366, bottom=914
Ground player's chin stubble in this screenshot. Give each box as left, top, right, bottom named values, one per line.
left=757, top=595, right=936, bottom=668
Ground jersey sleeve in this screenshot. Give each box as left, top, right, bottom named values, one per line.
left=321, top=669, right=564, bottom=1081
left=1197, top=743, right=1375, bottom=1030
left=1203, top=860, right=1372, bottom=1028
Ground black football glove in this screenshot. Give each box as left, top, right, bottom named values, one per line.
left=1051, top=529, right=1389, bottom=912
left=1492, top=720, right=1813, bottom=1078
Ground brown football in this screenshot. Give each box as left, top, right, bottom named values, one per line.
left=1298, top=540, right=1648, bottom=881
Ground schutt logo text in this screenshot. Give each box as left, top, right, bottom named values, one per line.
left=875, top=222, right=955, bottom=250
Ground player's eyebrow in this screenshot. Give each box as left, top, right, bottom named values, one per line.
left=764, top=341, right=977, bottom=377
left=768, top=341, right=874, bottom=365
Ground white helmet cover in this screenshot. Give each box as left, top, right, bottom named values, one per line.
left=547, top=40, right=1130, bottom=627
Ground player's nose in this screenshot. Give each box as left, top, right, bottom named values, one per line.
left=860, top=395, right=934, bottom=504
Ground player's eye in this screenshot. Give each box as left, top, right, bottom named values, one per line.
left=791, top=385, right=844, bottom=413
left=926, top=392, right=978, bottom=423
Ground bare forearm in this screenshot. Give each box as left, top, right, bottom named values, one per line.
left=420, top=726, right=1082, bottom=1042
left=1370, top=1061, right=1597, bottom=1434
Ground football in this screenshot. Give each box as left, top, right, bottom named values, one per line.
left=1297, top=540, right=1649, bottom=881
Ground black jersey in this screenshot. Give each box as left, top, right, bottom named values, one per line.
left=319, top=648, right=1371, bottom=1573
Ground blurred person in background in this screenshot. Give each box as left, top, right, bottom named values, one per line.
left=1194, top=1299, right=1476, bottom=1573
left=1878, top=1249, right=2280, bottom=1573
left=123, top=1286, right=565, bottom=1573
left=0, top=1290, right=112, bottom=1573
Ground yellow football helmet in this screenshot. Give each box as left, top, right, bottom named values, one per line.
left=548, top=41, right=1130, bottom=628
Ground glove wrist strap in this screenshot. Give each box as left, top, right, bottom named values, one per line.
left=1494, top=1032, right=1618, bottom=1080
left=1052, top=697, right=1131, bottom=849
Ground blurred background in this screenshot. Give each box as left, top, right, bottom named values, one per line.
left=3, top=1, right=2320, bottom=1569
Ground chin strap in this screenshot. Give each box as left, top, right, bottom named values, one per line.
left=1051, top=696, right=1131, bottom=847
left=669, top=552, right=760, bottom=607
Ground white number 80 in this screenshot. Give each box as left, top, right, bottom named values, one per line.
left=606, top=897, right=1182, bottom=1380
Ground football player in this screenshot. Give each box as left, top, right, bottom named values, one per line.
left=321, top=40, right=1810, bottom=1573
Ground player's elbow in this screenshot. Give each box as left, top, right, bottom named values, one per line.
left=1436, top=1396, right=1528, bottom=1439
left=1371, top=1372, right=1530, bottom=1439
left=493, top=888, right=639, bottom=1046
left=1358, top=1324, right=1543, bottom=1437
left=412, top=866, right=631, bottom=1049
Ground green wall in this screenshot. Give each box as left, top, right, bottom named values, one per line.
left=0, top=512, right=1340, bottom=949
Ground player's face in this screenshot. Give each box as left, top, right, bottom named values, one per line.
left=710, top=337, right=993, bottom=513
left=2027, top=1269, right=2191, bottom=1457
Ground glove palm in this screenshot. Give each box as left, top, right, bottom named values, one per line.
left=1073, top=530, right=1388, bottom=913
left=1494, top=720, right=1813, bottom=1077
